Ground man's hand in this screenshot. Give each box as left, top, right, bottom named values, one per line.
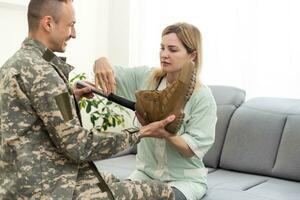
left=73, top=81, right=94, bottom=101
left=94, top=57, right=116, bottom=95
left=139, top=115, right=176, bottom=139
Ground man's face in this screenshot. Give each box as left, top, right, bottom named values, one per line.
left=49, top=2, right=76, bottom=52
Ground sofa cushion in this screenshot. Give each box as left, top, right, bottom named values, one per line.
left=246, top=178, right=300, bottom=200
left=273, top=115, right=300, bottom=181
left=207, top=169, right=269, bottom=191
left=220, top=106, right=285, bottom=176
left=220, top=97, right=300, bottom=178
left=205, top=169, right=300, bottom=200
left=202, top=189, right=270, bottom=200
left=208, top=85, right=246, bottom=107
left=204, top=86, right=245, bottom=168
left=207, top=167, right=217, bottom=173
left=205, top=169, right=270, bottom=200
left=244, top=97, right=300, bottom=114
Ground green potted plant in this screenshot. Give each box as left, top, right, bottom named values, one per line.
left=69, top=73, right=130, bottom=131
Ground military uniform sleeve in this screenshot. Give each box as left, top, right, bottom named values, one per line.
left=113, top=65, right=153, bottom=100
left=180, top=87, right=217, bottom=159
left=21, top=64, right=139, bottom=162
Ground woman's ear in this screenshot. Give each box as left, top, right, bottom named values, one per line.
left=190, top=51, right=197, bottom=62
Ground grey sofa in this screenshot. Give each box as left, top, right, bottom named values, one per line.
left=94, top=85, right=300, bottom=200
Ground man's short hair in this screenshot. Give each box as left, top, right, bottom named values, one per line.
left=27, top=0, right=72, bottom=32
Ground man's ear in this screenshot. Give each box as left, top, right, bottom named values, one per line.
left=40, top=15, right=54, bottom=32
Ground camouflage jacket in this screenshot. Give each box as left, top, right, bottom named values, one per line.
left=0, top=38, right=139, bottom=199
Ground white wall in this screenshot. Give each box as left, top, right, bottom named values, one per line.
left=67, top=0, right=110, bottom=77
left=0, top=0, right=136, bottom=73
left=2, top=0, right=299, bottom=128
left=0, top=0, right=110, bottom=79
left=106, top=0, right=142, bottom=68
left=3, top=1, right=299, bottom=99
left=0, top=2, right=28, bottom=66
left=128, top=0, right=300, bottom=99
left=0, top=0, right=134, bottom=130
left=106, top=0, right=130, bottom=67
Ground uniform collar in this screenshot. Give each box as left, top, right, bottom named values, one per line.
left=22, top=37, right=74, bottom=78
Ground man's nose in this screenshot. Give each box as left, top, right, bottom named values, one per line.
left=71, top=27, right=76, bottom=39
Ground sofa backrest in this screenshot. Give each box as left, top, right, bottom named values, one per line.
left=219, top=97, right=300, bottom=181
left=203, top=85, right=246, bottom=168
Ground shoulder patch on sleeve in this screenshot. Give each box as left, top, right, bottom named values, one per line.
left=55, top=92, right=74, bottom=122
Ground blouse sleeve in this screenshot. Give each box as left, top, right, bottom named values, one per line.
left=180, top=86, right=217, bottom=159
left=112, top=65, right=153, bottom=101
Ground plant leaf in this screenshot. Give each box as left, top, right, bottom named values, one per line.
left=86, top=103, right=92, bottom=113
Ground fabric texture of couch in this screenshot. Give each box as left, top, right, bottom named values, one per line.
left=94, top=85, right=300, bottom=200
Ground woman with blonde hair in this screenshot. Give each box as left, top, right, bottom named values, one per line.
left=94, top=22, right=217, bottom=200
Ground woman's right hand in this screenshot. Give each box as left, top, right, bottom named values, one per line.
left=93, top=57, right=116, bottom=95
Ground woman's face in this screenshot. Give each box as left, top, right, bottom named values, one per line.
left=160, top=33, right=195, bottom=73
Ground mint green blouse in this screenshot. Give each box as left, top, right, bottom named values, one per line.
left=113, top=65, right=217, bottom=200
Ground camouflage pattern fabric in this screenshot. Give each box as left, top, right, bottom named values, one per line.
left=73, top=168, right=174, bottom=200
left=0, top=38, right=174, bottom=200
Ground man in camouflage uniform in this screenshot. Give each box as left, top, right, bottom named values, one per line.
left=0, top=0, right=175, bottom=199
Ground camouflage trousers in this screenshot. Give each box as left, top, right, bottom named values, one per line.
left=73, top=169, right=175, bottom=200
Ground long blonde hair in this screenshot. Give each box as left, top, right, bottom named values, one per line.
left=148, top=22, right=202, bottom=89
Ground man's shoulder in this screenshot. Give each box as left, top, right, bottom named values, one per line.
left=16, top=47, right=48, bottom=66
left=1, top=47, right=50, bottom=75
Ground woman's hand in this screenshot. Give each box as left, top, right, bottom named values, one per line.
left=136, top=112, right=194, bottom=157
left=139, top=115, right=175, bottom=139
left=93, top=57, right=116, bottom=95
